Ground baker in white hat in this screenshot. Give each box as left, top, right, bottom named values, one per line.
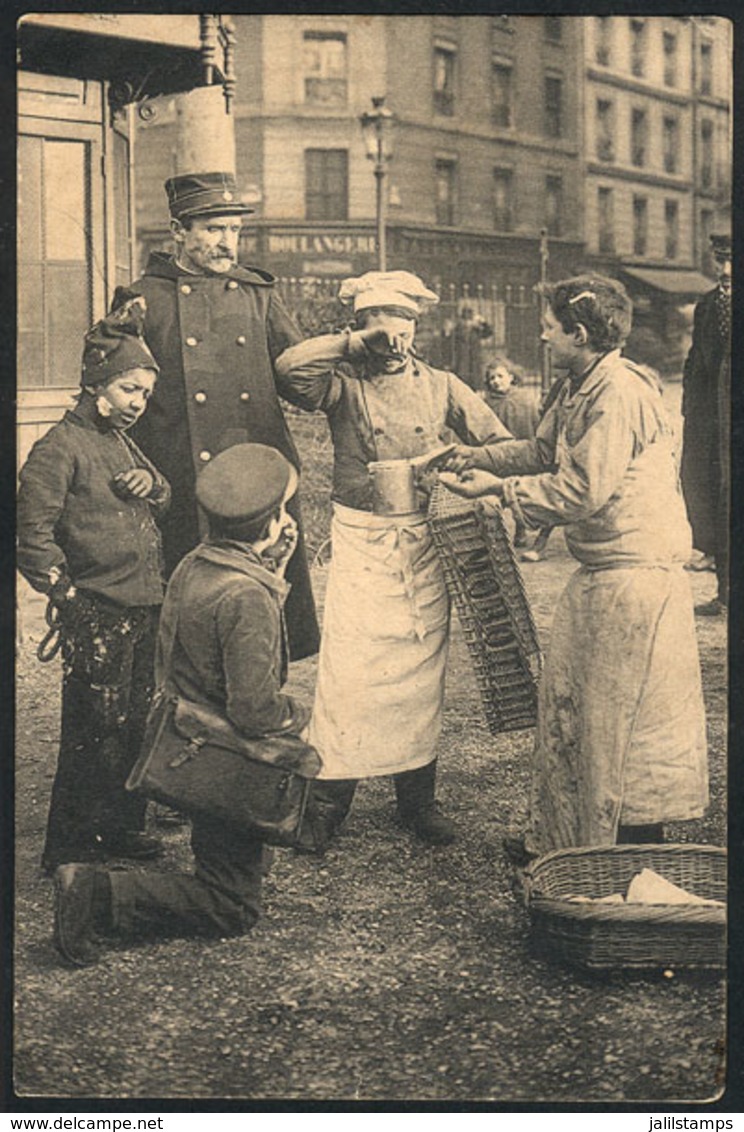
left=276, top=270, right=509, bottom=851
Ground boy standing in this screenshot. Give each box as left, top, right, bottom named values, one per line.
left=18, top=299, right=168, bottom=872
left=481, top=355, right=539, bottom=547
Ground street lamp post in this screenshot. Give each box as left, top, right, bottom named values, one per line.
left=360, top=96, right=394, bottom=271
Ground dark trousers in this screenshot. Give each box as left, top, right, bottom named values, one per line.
left=108, top=814, right=264, bottom=939
left=306, top=759, right=439, bottom=840
left=42, top=594, right=159, bottom=870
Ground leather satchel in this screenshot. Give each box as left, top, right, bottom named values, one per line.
left=125, top=548, right=321, bottom=847
left=126, top=691, right=320, bottom=847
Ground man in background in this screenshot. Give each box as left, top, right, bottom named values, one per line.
left=680, top=232, right=731, bottom=617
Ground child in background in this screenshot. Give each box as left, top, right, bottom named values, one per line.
left=17, top=298, right=170, bottom=873
left=481, top=355, right=539, bottom=547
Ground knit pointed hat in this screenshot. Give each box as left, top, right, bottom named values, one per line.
left=81, top=296, right=158, bottom=387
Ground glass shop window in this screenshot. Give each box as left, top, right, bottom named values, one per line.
left=18, top=135, right=93, bottom=389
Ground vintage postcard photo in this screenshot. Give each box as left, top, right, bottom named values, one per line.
left=13, top=11, right=732, bottom=1107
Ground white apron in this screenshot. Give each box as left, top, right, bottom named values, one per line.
left=309, top=504, right=450, bottom=780
left=528, top=564, right=709, bottom=852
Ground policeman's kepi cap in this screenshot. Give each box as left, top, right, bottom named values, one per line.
left=165, top=172, right=255, bottom=221
left=196, top=444, right=296, bottom=525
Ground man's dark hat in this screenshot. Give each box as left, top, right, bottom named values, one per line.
left=165, top=172, right=255, bottom=220
left=81, top=296, right=159, bottom=387
left=710, top=233, right=731, bottom=257
left=196, top=444, right=294, bottom=524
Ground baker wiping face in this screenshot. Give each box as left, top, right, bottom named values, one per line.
left=355, top=307, right=417, bottom=374
left=339, top=270, right=439, bottom=375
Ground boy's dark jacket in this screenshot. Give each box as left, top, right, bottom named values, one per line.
left=158, top=541, right=310, bottom=739
left=17, top=392, right=170, bottom=607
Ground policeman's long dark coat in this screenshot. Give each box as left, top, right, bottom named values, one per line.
left=679, top=286, right=730, bottom=556
left=117, top=252, right=319, bottom=660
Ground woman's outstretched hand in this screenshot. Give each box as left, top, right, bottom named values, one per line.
left=440, top=445, right=478, bottom=475
left=438, top=469, right=505, bottom=499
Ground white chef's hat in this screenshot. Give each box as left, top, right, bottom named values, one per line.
left=338, top=271, right=439, bottom=316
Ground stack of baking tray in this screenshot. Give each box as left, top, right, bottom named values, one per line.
left=428, top=481, right=542, bottom=734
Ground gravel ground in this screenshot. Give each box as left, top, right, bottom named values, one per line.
left=13, top=525, right=729, bottom=1106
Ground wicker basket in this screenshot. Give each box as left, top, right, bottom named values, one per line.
left=524, top=844, right=727, bottom=971
left=427, top=484, right=542, bottom=734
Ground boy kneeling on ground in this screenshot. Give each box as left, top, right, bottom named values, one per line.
left=52, top=443, right=310, bottom=966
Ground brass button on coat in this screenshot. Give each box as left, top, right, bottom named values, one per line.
left=199, top=450, right=211, bottom=462
left=185, top=336, right=198, bottom=347
left=194, top=392, right=207, bottom=404
left=180, top=284, right=192, bottom=295
left=227, top=280, right=239, bottom=290
left=240, top=392, right=250, bottom=402
left=236, top=335, right=246, bottom=345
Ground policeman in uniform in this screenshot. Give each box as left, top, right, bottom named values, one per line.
left=116, top=171, right=319, bottom=660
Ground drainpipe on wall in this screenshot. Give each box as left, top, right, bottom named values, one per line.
left=174, top=16, right=238, bottom=177
left=174, top=83, right=236, bottom=175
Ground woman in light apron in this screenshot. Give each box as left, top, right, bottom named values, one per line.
left=440, top=275, right=708, bottom=859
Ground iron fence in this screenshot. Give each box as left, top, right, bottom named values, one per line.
left=276, top=275, right=542, bottom=390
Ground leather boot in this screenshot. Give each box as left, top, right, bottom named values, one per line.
left=394, top=760, right=456, bottom=845
left=295, top=779, right=357, bottom=855
left=53, top=864, right=112, bottom=967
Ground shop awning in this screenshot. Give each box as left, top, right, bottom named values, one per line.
left=620, top=266, right=714, bottom=296
left=19, top=14, right=203, bottom=51
left=18, top=14, right=232, bottom=102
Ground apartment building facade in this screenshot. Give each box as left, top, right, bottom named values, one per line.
left=582, top=14, right=732, bottom=361
left=135, top=14, right=586, bottom=292
left=131, top=15, right=731, bottom=370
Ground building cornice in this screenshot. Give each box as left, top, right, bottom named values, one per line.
left=585, top=67, right=691, bottom=108
left=585, top=162, right=692, bottom=192
left=620, top=258, right=698, bottom=272
left=232, top=104, right=581, bottom=157
left=695, top=94, right=731, bottom=113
